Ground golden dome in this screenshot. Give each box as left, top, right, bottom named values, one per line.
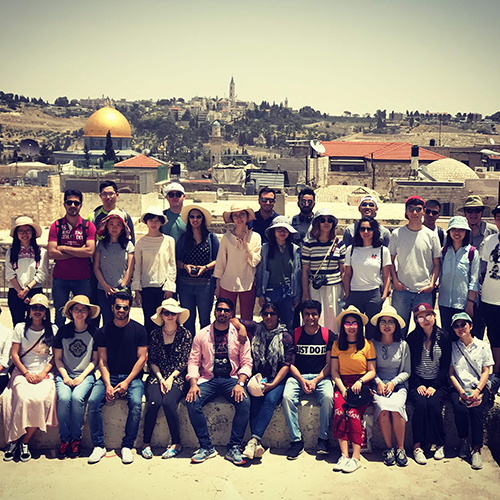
left=83, top=106, right=132, bottom=138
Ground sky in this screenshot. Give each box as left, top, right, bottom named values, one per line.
left=2, top=0, right=500, bottom=116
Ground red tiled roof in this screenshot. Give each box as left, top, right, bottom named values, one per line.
left=114, top=154, right=165, bottom=169
left=321, top=141, right=447, bottom=162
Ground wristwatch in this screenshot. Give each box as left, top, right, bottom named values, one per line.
left=238, top=381, right=245, bottom=387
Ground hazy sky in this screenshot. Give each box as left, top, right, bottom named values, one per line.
left=2, top=0, right=499, bottom=115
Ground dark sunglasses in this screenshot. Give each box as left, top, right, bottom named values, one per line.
left=465, top=208, right=482, bottom=214
left=453, top=321, right=468, bottom=329
left=64, top=200, right=81, bottom=207
left=407, top=206, right=423, bottom=213
left=425, top=209, right=439, bottom=216
left=260, top=198, right=275, bottom=204
left=215, top=307, right=231, bottom=313
left=380, top=319, right=396, bottom=326
left=30, top=305, right=46, bottom=311
left=300, top=200, right=314, bottom=206
left=189, top=214, right=203, bottom=220
left=262, top=311, right=278, bottom=317
left=360, top=202, right=375, bottom=208
left=161, top=310, right=177, bottom=316
left=114, top=304, right=130, bottom=311
left=167, top=192, right=183, bottom=198
left=359, top=227, right=373, bottom=232
left=319, top=217, right=335, bottom=224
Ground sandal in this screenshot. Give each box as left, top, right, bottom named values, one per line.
left=162, top=444, right=182, bottom=459
left=141, top=446, right=153, bottom=459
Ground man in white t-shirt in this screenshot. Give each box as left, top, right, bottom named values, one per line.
left=389, top=196, right=441, bottom=337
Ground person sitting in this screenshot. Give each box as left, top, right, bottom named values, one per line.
left=185, top=298, right=252, bottom=466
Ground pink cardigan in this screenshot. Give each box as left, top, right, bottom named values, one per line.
left=186, top=323, right=253, bottom=384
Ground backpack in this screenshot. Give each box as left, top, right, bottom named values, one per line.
left=442, top=245, right=475, bottom=266
left=294, top=326, right=329, bottom=347
left=55, top=218, right=90, bottom=246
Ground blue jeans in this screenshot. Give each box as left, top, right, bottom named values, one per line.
left=177, top=280, right=213, bottom=336
left=87, top=375, right=144, bottom=449
left=52, top=278, right=92, bottom=327
left=55, top=373, right=95, bottom=442
left=282, top=375, right=334, bottom=442
left=249, top=378, right=285, bottom=440
left=392, top=289, right=433, bottom=338
left=264, top=285, right=294, bottom=331
left=98, top=289, right=115, bottom=326
left=186, top=377, right=250, bottom=449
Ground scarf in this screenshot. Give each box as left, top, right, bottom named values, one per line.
left=251, top=322, right=287, bottom=378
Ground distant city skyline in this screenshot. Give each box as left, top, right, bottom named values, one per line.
left=2, top=0, right=499, bottom=116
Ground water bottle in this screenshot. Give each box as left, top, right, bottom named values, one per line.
left=260, top=378, right=268, bottom=390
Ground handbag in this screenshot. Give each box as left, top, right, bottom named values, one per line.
left=336, top=385, right=372, bottom=432
left=311, top=238, right=339, bottom=290
left=455, top=341, right=489, bottom=406
left=7, top=333, right=45, bottom=375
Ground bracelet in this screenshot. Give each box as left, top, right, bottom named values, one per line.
left=358, top=379, right=363, bottom=385
left=468, top=299, right=474, bottom=303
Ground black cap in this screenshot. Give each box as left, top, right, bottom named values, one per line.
left=492, top=205, right=500, bottom=216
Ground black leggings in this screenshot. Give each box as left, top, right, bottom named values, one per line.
left=143, top=383, right=183, bottom=445
left=450, top=390, right=488, bottom=448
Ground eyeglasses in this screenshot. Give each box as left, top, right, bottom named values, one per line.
left=30, top=305, right=46, bottom=311
left=379, top=319, right=396, bottom=326
left=360, top=202, right=375, bottom=208
left=72, top=307, right=89, bottom=314
left=319, top=217, right=335, bottom=224
left=344, top=321, right=358, bottom=327
left=65, top=200, right=81, bottom=207
left=114, top=304, right=130, bottom=311
left=100, top=192, right=117, bottom=198
left=300, top=200, right=314, bottom=206
left=465, top=208, right=482, bottom=214
left=17, top=229, right=32, bottom=235
left=232, top=212, right=247, bottom=219
left=189, top=214, right=203, bottom=220
left=453, top=321, right=468, bottom=329
left=161, top=310, right=177, bottom=316
left=262, top=311, right=278, bottom=317
left=260, top=198, right=275, bottom=204
left=167, top=192, right=183, bottom=198
left=407, top=206, right=423, bottom=213
left=416, top=313, right=434, bottom=323
left=425, top=209, right=439, bottom=216
left=215, top=307, right=231, bottom=313
left=359, top=227, right=373, bottom=232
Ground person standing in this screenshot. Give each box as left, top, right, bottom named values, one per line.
left=249, top=187, right=279, bottom=243
left=160, top=182, right=187, bottom=241
left=87, top=291, right=148, bottom=465
left=423, top=200, right=446, bottom=246
left=48, top=190, right=96, bottom=328
left=389, top=196, right=441, bottom=337
left=291, top=187, right=315, bottom=248
left=0, top=305, right=12, bottom=394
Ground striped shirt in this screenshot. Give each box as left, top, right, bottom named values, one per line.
left=415, top=343, right=442, bottom=380
left=302, top=237, right=346, bottom=286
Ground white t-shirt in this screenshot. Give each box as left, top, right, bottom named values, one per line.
left=389, top=226, right=441, bottom=292
left=480, top=233, right=500, bottom=306
left=451, top=338, right=494, bottom=391
left=12, top=323, right=57, bottom=373
left=345, top=245, right=391, bottom=291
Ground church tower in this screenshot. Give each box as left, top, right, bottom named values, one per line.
left=209, top=120, right=222, bottom=166
left=229, top=77, right=235, bottom=105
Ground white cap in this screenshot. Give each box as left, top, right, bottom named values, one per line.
left=163, top=182, right=185, bottom=196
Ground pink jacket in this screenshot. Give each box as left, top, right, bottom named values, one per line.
left=186, top=323, right=252, bottom=384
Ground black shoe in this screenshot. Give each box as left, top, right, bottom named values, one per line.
left=383, top=448, right=396, bottom=466
left=58, top=441, right=70, bottom=460
left=316, top=438, right=330, bottom=455
left=287, top=440, right=304, bottom=460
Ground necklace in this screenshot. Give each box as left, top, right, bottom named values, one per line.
left=163, top=328, right=177, bottom=337
left=277, top=243, right=286, bottom=253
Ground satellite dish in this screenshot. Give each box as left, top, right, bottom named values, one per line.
left=480, top=149, right=500, bottom=156
left=142, top=149, right=151, bottom=156
left=310, top=139, right=326, bottom=154
left=19, top=139, right=40, bottom=157
left=490, top=138, right=495, bottom=145
left=217, top=188, right=224, bottom=198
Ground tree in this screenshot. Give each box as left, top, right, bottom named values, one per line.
left=83, top=145, right=91, bottom=168
left=54, top=96, right=69, bottom=107
left=103, top=130, right=116, bottom=163
left=374, top=109, right=386, bottom=129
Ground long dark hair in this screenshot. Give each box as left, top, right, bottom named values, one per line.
left=267, top=227, right=294, bottom=259
left=10, top=226, right=41, bottom=265
left=101, top=219, right=128, bottom=249
left=338, top=313, right=365, bottom=351
left=373, top=317, right=402, bottom=342
left=410, top=322, right=438, bottom=365
left=352, top=216, right=382, bottom=248
left=59, top=315, right=97, bottom=339
left=24, top=305, right=53, bottom=347
left=445, top=229, right=471, bottom=248
left=183, top=209, right=209, bottom=253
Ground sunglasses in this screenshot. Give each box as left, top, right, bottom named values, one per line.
left=359, top=227, right=373, bottom=232
left=167, top=192, right=183, bottom=198
left=380, top=319, right=396, bottom=326
left=30, top=305, right=46, bottom=311
left=114, top=304, right=130, bottom=311
left=465, top=208, right=482, bottom=214
left=260, top=198, right=275, bottom=204
left=407, top=206, right=423, bottom=213
left=416, top=313, right=434, bottom=323
left=215, top=307, right=231, bottom=313
left=425, top=209, right=439, bottom=216
left=300, top=200, right=314, bottom=206
left=360, top=202, right=375, bottom=208
left=344, top=321, right=358, bottom=327
left=453, top=321, right=468, bottom=329
left=65, top=200, right=81, bottom=207
left=189, top=214, right=203, bottom=220
left=161, top=310, right=177, bottom=316
left=262, top=311, right=278, bottom=317
left=319, top=217, right=335, bottom=224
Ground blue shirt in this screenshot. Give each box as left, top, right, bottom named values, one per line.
left=248, top=210, right=278, bottom=244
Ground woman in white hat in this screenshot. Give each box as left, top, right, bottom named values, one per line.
left=370, top=306, right=410, bottom=467
left=2, top=294, right=57, bottom=463
left=255, top=216, right=301, bottom=331
left=213, top=203, right=261, bottom=320
left=53, top=296, right=100, bottom=459
left=141, top=299, right=193, bottom=459
left=94, top=209, right=135, bottom=326
left=176, top=205, right=219, bottom=335
left=132, top=207, right=176, bottom=336
left=438, top=216, right=480, bottom=333
left=6, top=216, right=48, bottom=326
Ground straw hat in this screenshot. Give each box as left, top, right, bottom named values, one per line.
left=181, top=204, right=212, bottom=226
left=10, top=216, right=42, bottom=238
left=97, top=209, right=132, bottom=238
left=460, top=195, right=486, bottom=211
left=247, top=374, right=266, bottom=397
left=151, top=298, right=190, bottom=326
left=370, top=305, right=406, bottom=328
left=63, top=295, right=100, bottom=320
left=29, top=293, right=49, bottom=309
left=141, top=206, right=167, bottom=225
left=336, top=305, right=368, bottom=327
left=222, top=202, right=256, bottom=223
left=264, top=216, right=297, bottom=239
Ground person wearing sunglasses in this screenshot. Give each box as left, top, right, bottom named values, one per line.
left=248, top=187, right=279, bottom=244
left=87, top=291, right=148, bottom=465
left=423, top=200, right=445, bottom=246
left=229, top=302, right=294, bottom=460
left=176, top=205, right=219, bottom=336
left=186, top=297, right=252, bottom=466
left=331, top=306, right=376, bottom=473
left=448, top=312, right=494, bottom=470
left=406, top=303, right=451, bottom=465
left=459, top=195, right=497, bottom=250
left=389, top=196, right=441, bottom=338
left=160, top=182, right=187, bottom=241
left=302, top=208, right=346, bottom=333
left=370, top=306, right=410, bottom=467
left=48, top=189, right=97, bottom=327
left=141, top=299, right=192, bottom=460
left=342, top=195, right=391, bottom=249
left=291, top=187, right=316, bottom=248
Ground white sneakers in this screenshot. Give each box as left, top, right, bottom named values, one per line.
left=88, top=447, right=107, bottom=464
left=121, top=447, right=134, bottom=464
left=433, top=445, right=445, bottom=460
left=332, top=455, right=361, bottom=473
left=471, top=451, right=483, bottom=469
left=413, top=447, right=427, bottom=465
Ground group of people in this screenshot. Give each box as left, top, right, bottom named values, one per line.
left=0, top=181, right=498, bottom=472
